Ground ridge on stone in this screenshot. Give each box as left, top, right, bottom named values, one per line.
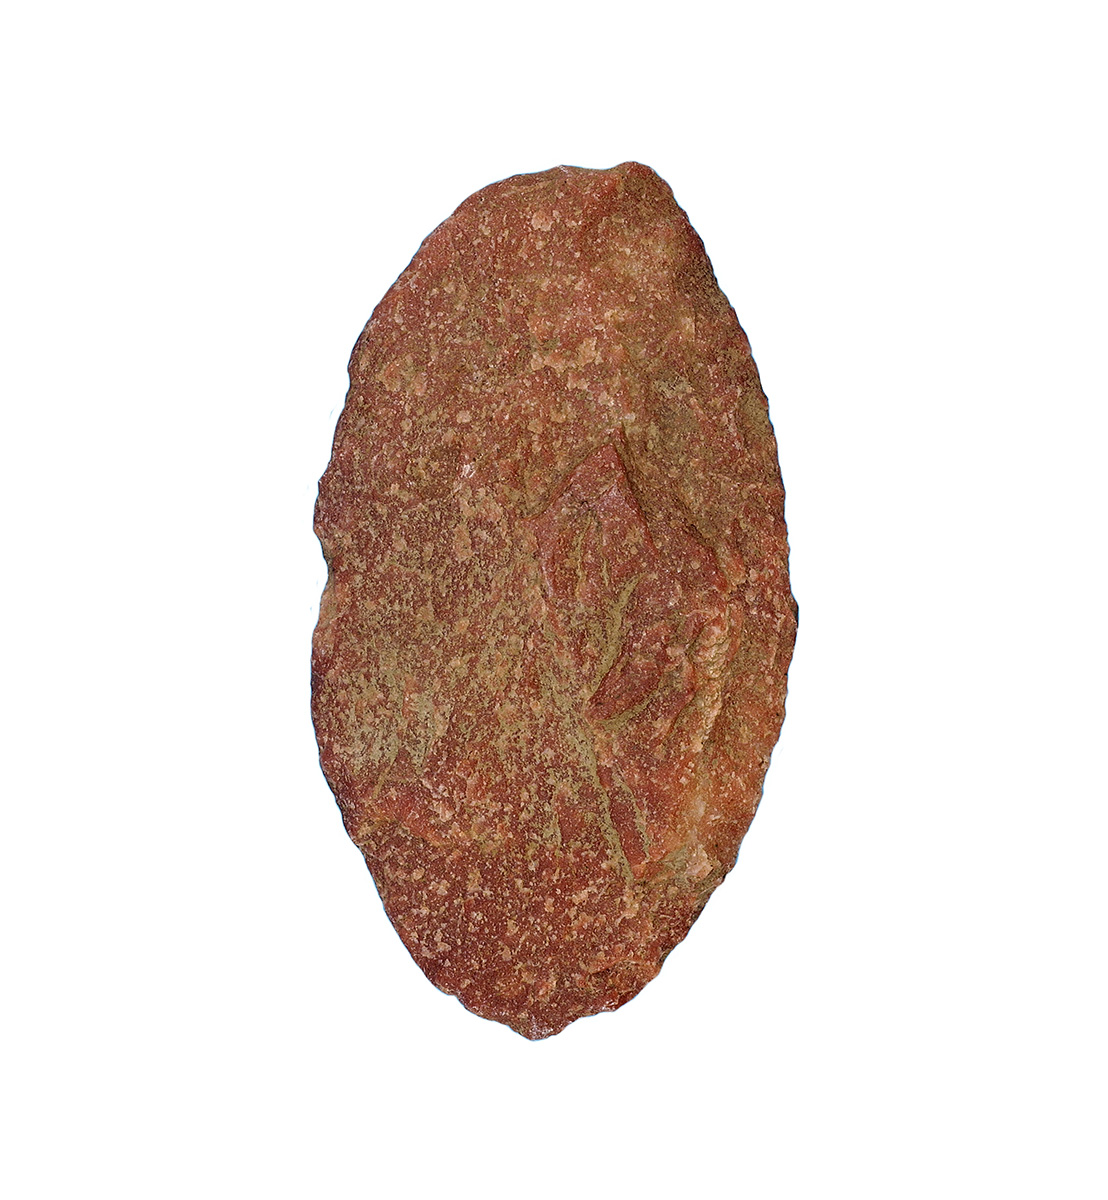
left=312, top=162, right=796, bottom=1039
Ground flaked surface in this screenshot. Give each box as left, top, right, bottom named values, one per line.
left=312, top=163, right=796, bottom=1038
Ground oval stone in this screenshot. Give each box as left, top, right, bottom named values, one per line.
left=312, top=162, right=796, bottom=1038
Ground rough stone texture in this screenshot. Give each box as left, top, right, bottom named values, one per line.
left=312, top=163, right=796, bottom=1039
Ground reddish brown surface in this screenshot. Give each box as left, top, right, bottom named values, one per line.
left=312, top=163, right=796, bottom=1038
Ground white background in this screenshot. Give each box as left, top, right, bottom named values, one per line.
left=2, top=2, right=1105, bottom=1197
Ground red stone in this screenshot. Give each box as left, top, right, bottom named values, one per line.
left=312, top=163, right=796, bottom=1038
